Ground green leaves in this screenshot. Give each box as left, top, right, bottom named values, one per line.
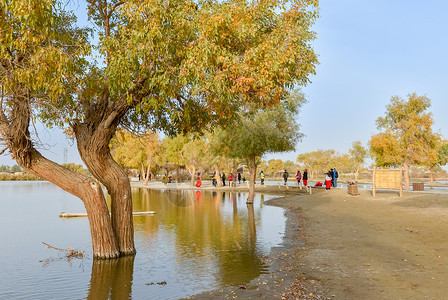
left=370, top=93, right=441, bottom=168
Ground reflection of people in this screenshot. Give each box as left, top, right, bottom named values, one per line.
left=195, top=190, right=202, bottom=202
left=195, top=172, right=202, bottom=188
left=303, top=169, right=308, bottom=186
left=260, top=171, right=265, bottom=185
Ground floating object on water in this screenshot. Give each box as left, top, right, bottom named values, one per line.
left=59, top=211, right=156, bottom=218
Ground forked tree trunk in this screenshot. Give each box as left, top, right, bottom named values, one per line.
left=247, top=156, right=257, bottom=204
left=75, top=123, right=135, bottom=256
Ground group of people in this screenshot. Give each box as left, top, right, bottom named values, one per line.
left=294, top=169, right=308, bottom=186
left=315, top=168, right=338, bottom=190
left=212, top=172, right=245, bottom=187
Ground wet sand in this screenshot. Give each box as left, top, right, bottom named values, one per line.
left=134, top=182, right=448, bottom=299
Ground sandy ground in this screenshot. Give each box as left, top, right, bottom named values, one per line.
left=133, top=181, right=448, bottom=299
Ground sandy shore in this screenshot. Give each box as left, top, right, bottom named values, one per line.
left=133, top=181, right=448, bottom=299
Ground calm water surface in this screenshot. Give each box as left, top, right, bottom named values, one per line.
left=0, top=181, right=286, bottom=299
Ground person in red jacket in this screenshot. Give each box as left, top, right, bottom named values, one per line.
left=195, top=172, right=202, bottom=188
left=303, top=169, right=308, bottom=186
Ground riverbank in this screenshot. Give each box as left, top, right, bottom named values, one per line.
left=134, top=181, right=448, bottom=299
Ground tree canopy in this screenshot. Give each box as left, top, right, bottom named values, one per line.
left=369, top=93, right=441, bottom=189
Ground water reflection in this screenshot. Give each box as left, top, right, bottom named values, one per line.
left=87, top=256, right=134, bottom=300
left=0, top=182, right=285, bottom=300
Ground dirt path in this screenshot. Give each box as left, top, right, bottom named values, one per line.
left=275, top=188, right=448, bottom=299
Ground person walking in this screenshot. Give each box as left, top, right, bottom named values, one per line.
left=283, top=170, right=289, bottom=185
left=212, top=172, right=217, bottom=187
left=237, top=173, right=241, bottom=184
left=195, top=172, right=202, bottom=188
left=229, top=174, right=234, bottom=187
left=303, top=169, right=308, bottom=186
left=221, top=173, right=226, bottom=186
left=260, top=171, right=265, bottom=185
left=295, top=170, right=302, bottom=186
left=333, top=168, right=339, bottom=187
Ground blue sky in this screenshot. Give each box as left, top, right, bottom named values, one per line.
left=1, top=0, right=448, bottom=166
left=274, top=0, right=448, bottom=161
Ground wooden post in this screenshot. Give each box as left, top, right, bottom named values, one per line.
left=399, top=165, right=403, bottom=197
left=372, top=167, right=376, bottom=198
left=285, top=182, right=289, bottom=190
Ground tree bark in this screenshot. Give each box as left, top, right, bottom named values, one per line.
left=403, top=162, right=410, bottom=190
left=247, top=156, right=257, bottom=204
left=27, top=150, right=120, bottom=258
left=144, top=165, right=151, bottom=185
left=190, top=166, right=196, bottom=186
left=75, top=121, right=135, bottom=256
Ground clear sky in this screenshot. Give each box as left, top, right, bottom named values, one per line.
left=1, top=0, right=448, bottom=166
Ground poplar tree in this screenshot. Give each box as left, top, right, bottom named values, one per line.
left=369, top=93, right=441, bottom=190
left=1, top=0, right=319, bottom=258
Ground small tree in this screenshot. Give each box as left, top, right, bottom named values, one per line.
left=369, top=93, right=440, bottom=190
left=296, top=149, right=336, bottom=179
left=216, top=92, right=305, bottom=203
left=349, top=141, right=368, bottom=181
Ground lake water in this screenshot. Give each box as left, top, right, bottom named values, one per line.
left=0, top=181, right=286, bottom=299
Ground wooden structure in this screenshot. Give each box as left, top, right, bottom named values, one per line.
left=347, top=181, right=359, bottom=196
left=372, top=167, right=403, bottom=197
left=59, top=211, right=156, bottom=218
left=412, top=182, right=425, bottom=191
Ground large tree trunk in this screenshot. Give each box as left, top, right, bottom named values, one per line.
left=215, top=165, right=222, bottom=187
left=143, top=164, right=151, bottom=185
left=247, top=156, right=257, bottom=204
left=25, top=150, right=120, bottom=258
left=355, top=165, right=360, bottom=181
left=75, top=122, right=135, bottom=256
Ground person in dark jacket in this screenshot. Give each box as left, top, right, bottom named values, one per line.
left=333, top=168, right=339, bottom=187
left=303, top=169, right=308, bottom=186
left=221, top=173, right=226, bottom=186
left=283, top=170, right=289, bottom=185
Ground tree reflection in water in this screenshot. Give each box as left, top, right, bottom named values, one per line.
left=87, top=255, right=135, bottom=300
